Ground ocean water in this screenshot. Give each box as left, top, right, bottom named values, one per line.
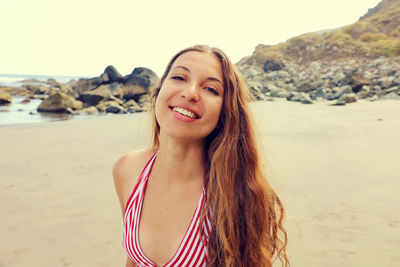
left=0, top=73, right=88, bottom=125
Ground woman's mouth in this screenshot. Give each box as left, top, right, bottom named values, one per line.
left=169, top=106, right=200, bottom=119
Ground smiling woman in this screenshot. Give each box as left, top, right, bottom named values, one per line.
left=113, top=45, right=289, bottom=267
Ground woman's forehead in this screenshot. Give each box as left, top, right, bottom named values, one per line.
left=171, top=51, right=223, bottom=79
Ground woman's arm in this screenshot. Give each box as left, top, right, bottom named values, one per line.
left=113, top=150, right=151, bottom=215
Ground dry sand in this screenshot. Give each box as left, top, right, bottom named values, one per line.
left=1, top=100, right=399, bottom=267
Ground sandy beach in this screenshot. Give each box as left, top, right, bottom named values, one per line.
left=1, top=100, right=399, bottom=267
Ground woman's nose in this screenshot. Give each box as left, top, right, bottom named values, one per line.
left=181, top=82, right=200, bottom=102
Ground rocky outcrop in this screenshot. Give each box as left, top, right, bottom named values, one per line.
left=237, top=56, right=400, bottom=106
left=37, top=92, right=83, bottom=113
left=0, top=89, right=12, bottom=105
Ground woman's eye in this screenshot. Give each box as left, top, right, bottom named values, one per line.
left=205, top=87, right=219, bottom=95
left=171, top=76, right=184, bottom=81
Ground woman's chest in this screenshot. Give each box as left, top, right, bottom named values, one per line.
left=137, top=186, right=203, bottom=265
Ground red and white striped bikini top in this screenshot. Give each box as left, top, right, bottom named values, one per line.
left=123, top=152, right=212, bottom=267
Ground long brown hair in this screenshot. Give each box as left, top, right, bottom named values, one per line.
left=150, top=45, right=289, bottom=266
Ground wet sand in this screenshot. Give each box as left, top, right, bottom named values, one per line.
left=1, top=100, right=399, bottom=266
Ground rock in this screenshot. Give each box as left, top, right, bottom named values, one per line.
left=263, top=58, right=285, bottom=72
left=331, top=99, right=347, bottom=106
left=247, top=80, right=264, bottom=98
left=300, top=96, right=313, bottom=104
left=65, top=108, right=74, bottom=114
left=138, top=94, right=150, bottom=110
left=296, top=82, right=316, bottom=93
left=385, top=86, right=399, bottom=94
left=339, top=93, right=358, bottom=103
left=0, top=89, right=12, bottom=104
left=269, top=86, right=289, bottom=98
left=46, top=78, right=59, bottom=86
left=79, top=85, right=112, bottom=106
left=91, top=82, right=124, bottom=99
left=357, top=85, right=372, bottom=99
left=32, top=95, right=47, bottom=100
left=116, top=84, right=147, bottom=101
left=339, top=74, right=370, bottom=93
left=37, top=92, right=83, bottom=113
left=378, top=77, right=393, bottom=89
left=333, top=85, right=352, bottom=99
left=393, top=77, right=400, bottom=87
left=74, top=106, right=99, bottom=115
left=72, top=76, right=103, bottom=94
left=23, top=84, right=49, bottom=95
left=324, top=92, right=336, bottom=101
left=125, top=99, right=142, bottom=112
left=379, top=92, right=400, bottom=100
left=287, top=92, right=313, bottom=104
left=124, top=67, right=158, bottom=90
left=310, top=61, right=321, bottom=71
left=368, top=95, right=378, bottom=102
left=96, top=102, right=108, bottom=113
left=314, top=87, right=330, bottom=99
left=20, top=78, right=42, bottom=83
left=105, top=101, right=125, bottom=114
left=109, top=95, right=124, bottom=106
left=20, top=95, right=32, bottom=104
left=1, top=86, right=29, bottom=96
left=100, top=65, right=123, bottom=83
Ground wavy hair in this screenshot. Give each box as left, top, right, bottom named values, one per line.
left=149, top=45, right=289, bottom=266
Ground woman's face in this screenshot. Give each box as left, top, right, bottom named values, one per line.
left=155, top=51, right=224, bottom=143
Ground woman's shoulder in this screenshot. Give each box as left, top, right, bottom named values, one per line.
left=113, top=148, right=157, bottom=213
left=113, top=148, right=154, bottom=174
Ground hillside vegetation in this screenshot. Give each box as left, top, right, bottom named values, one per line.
left=247, top=0, right=400, bottom=65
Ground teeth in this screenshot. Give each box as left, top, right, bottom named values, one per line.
left=173, top=107, right=196, bottom=119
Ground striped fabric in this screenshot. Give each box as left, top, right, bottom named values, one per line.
left=123, top=152, right=212, bottom=267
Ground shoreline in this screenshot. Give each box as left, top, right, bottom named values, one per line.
left=1, top=97, right=398, bottom=126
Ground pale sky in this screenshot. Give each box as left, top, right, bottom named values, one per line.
left=1, top=0, right=381, bottom=77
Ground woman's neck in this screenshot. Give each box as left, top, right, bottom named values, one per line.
left=151, top=135, right=206, bottom=186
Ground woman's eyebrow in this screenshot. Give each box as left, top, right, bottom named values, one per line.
left=173, top=65, right=191, bottom=72
left=207, top=77, right=224, bottom=87
left=172, top=65, right=224, bottom=86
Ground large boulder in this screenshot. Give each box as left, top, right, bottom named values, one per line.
left=37, top=92, right=83, bottom=113
left=0, top=89, right=12, bottom=104
left=124, top=67, right=158, bottom=90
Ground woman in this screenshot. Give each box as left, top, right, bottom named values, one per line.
left=113, top=45, right=289, bottom=267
